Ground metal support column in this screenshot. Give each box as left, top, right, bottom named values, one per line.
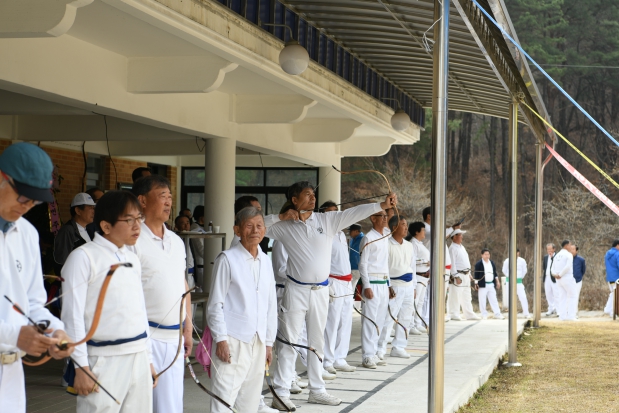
left=428, top=0, right=449, bottom=410
left=533, top=142, right=543, bottom=327
left=505, top=101, right=521, bottom=367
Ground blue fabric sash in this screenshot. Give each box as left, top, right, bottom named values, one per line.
left=391, top=273, right=413, bottom=282
left=287, top=275, right=329, bottom=287
left=148, top=321, right=185, bottom=330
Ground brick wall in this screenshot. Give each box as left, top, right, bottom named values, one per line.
left=104, top=157, right=147, bottom=190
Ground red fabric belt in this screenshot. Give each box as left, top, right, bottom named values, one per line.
left=329, top=274, right=352, bottom=281
left=445, top=265, right=451, bottom=270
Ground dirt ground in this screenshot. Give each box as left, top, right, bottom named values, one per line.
left=459, top=319, right=619, bottom=413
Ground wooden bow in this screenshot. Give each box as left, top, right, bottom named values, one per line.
left=388, top=304, right=408, bottom=339
left=154, top=287, right=195, bottom=379
left=266, top=362, right=292, bottom=412
left=353, top=290, right=380, bottom=335
left=185, top=357, right=238, bottom=412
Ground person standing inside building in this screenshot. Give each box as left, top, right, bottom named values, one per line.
left=132, top=167, right=151, bottom=183
left=448, top=229, right=479, bottom=320
left=267, top=181, right=396, bottom=409
left=0, top=143, right=74, bottom=412
left=174, top=215, right=195, bottom=290
left=604, top=240, right=619, bottom=316
left=359, top=211, right=392, bottom=369
left=543, top=243, right=558, bottom=316
left=407, top=221, right=429, bottom=334
left=502, top=249, right=530, bottom=319
left=550, top=240, right=576, bottom=321
left=569, top=244, right=585, bottom=317
left=349, top=224, right=363, bottom=288
left=474, top=249, right=503, bottom=320
left=322, top=201, right=357, bottom=375
left=53, top=193, right=96, bottom=275
left=207, top=207, right=277, bottom=413
left=131, top=175, right=192, bottom=413
left=189, top=205, right=206, bottom=291
left=62, top=191, right=157, bottom=412
left=377, top=216, right=416, bottom=359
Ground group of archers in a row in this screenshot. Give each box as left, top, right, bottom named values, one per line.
left=3, top=142, right=548, bottom=413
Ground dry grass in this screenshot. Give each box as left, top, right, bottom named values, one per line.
left=459, top=320, right=619, bottom=413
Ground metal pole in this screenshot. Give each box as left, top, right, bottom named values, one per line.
left=505, top=101, right=521, bottom=367
left=428, top=0, right=449, bottom=410
left=532, top=142, right=543, bottom=327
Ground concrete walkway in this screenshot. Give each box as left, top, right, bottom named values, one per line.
left=24, top=314, right=526, bottom=413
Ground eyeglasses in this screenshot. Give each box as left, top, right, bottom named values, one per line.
left=1, top=172, right=43, bottom=206
left=371, top=214, right=388, bottom=219
left=116, top=216, right=144, bottom=227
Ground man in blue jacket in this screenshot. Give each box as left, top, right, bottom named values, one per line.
left=569, top=244, right=586, bottom=317
left=604, top=240, right=619, bottom=316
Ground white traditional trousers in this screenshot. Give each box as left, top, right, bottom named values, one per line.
left=211, top=335, right=266, bottom=413
left=412, top=277, right=428, bottom=330
left=277, top=286, right=308, bottom=368
left=361, top=276, right=389, bottom=359
left=555, top=275, right=578, bottom=321
left=0, top=360, right=25, bottom=412
left=77, top=351, right=152, bottom=413
left=544, top=274, right=558, bottom=313
left=478, top=284, right=502, bottom=317
left=152, top=338, right=184, bottom=413
left=604, top=282, right=616, bottom=315
left=448, top=283, right=476, bottom=319
left=273, top=282, right=328, bottom=398
left=503, top=282, right=530, bottom=316
left=378, top=282, right=415, bottom=352
left=323, top=278, right=353, bottom=368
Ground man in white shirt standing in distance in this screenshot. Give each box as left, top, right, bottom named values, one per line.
left=502, top=249, right=530, bottom=319
left=550, top=240, right=577, bottom=321
left=474, top=249, right=504, bottom=320
left=267, top=181, right=396, bottom=410
left=131, top=175, right=193, bottom=413
left=448, top=229, right=480, bottom=320
left=321, top=201, right=357, bottom=375
left=208, top=206, right=277, bottom=413
left=0, top=143, right=74, bottom=412
left=543, top=243, right=558, bottom=316
left=359, top=210, right=392, bottom=369
left=407, top=221, right=429, bottom=334
left=377, top=216, right=417, bottom=359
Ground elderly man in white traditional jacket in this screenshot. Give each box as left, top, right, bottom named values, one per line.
left=407, top=221, right=429, bottom=334
left=448, top=229, right=479, bottom=320
left=502, top=249, right=530, bottom=318
left=321, top=201, right=357, bottom=375
left=266, top=181, right=397, bottom=410
left=207, top=207, right=277, bottom=413
left=377, top=216, right=417, bottom=359
left=551, top=240, right=577, bottom=321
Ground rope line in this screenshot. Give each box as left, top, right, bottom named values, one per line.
left=470, top=0, right=619, bottom=149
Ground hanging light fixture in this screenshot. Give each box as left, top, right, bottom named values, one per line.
left=382, top=97, right=411, bottom=131
left=258, top=18, right=309, bottom=76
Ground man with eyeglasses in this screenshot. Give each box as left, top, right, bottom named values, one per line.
left=0, top=143, right=74, bottom=412
left=131, top=175, right=193, bottom=413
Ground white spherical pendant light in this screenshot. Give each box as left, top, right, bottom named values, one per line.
left=279, top=40, right=309, bottom=75
left=391, top=109, right=411, bottom=132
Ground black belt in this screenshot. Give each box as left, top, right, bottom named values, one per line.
left=416, top=271, right=430, bottom=278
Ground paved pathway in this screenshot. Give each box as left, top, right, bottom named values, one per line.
left=25, top=314, right=526, bottom=413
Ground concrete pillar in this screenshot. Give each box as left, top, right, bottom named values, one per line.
left=203, top=137, right=236, bottom=291
left=318, top=158, right=341, bottom=207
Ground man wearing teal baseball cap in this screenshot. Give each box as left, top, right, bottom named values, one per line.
left=0, top=143, right=74, bottom=412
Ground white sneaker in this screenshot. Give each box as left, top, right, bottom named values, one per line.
left=324, top=365, right=337, bottom=374
left=409, top=327, right=422, bottom=335
left=295, top=375, right=308, bottom=388
left=525, top=314, right=532, bottom=319
left=322, top=368, right=336, bottom=380
left=467, top=314, right=481, bottom=320
left=271, top=396, right=296, bottom=412
left=258, top=404, right=280, bottom=413
left=308, top=391, right=342, bottom=406
left=390, top=347, right=410, bottom=358
left=373, top=355, right=387, bottom=366
left=333, top=361, right=356, bottom=372
left=290, top=381, right=302, bottom=394
left=445, top=316, right=451, bottom=322
left=362, top=356, right=377, bottom=369
left=481, top=315, right=489, bottom=320
left=376, top=351, right=385, bottom=360
left=450, top=315, right=463, bottom=321
left=494, top=314, right=505, bottom=320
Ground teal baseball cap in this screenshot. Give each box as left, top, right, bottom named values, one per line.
left=0, top=143, right=54, bottom=203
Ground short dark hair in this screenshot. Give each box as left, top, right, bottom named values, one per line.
left=131, top=175, right=171, bottom=197
left=319, top=200, right=337, bottom=211
left=174, top=215, right=189, bottom=229
left=517, top=248, right=520, bottom=253
left=70, top=205, right=86, bottom=218
left=287, top=181, right=315, bottom=202
left=422, top=206, right=431, bottom=221
left=234, top=196, right=259, bottom=215
left=193, top=205, right=204, bottom=220
left=349, top=224, right=361, bottom=232
left=481, top=248, right=490, bottom=255
left=575, top=245, right=579, bottom=252
left=406, top=221, right=425, bottom=241
left=94, top=190, right=142, bottom=233
left=388, top=215, right=405, bottom=232
left=613, top=240, right=619, bottom=248
left=132, top=167, right=151, bottom=183
left=86, top=187, right=103, bottom=198
left=561, top=240, right=571, bottom=248
left=279, top=201, right=295, bottom=215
